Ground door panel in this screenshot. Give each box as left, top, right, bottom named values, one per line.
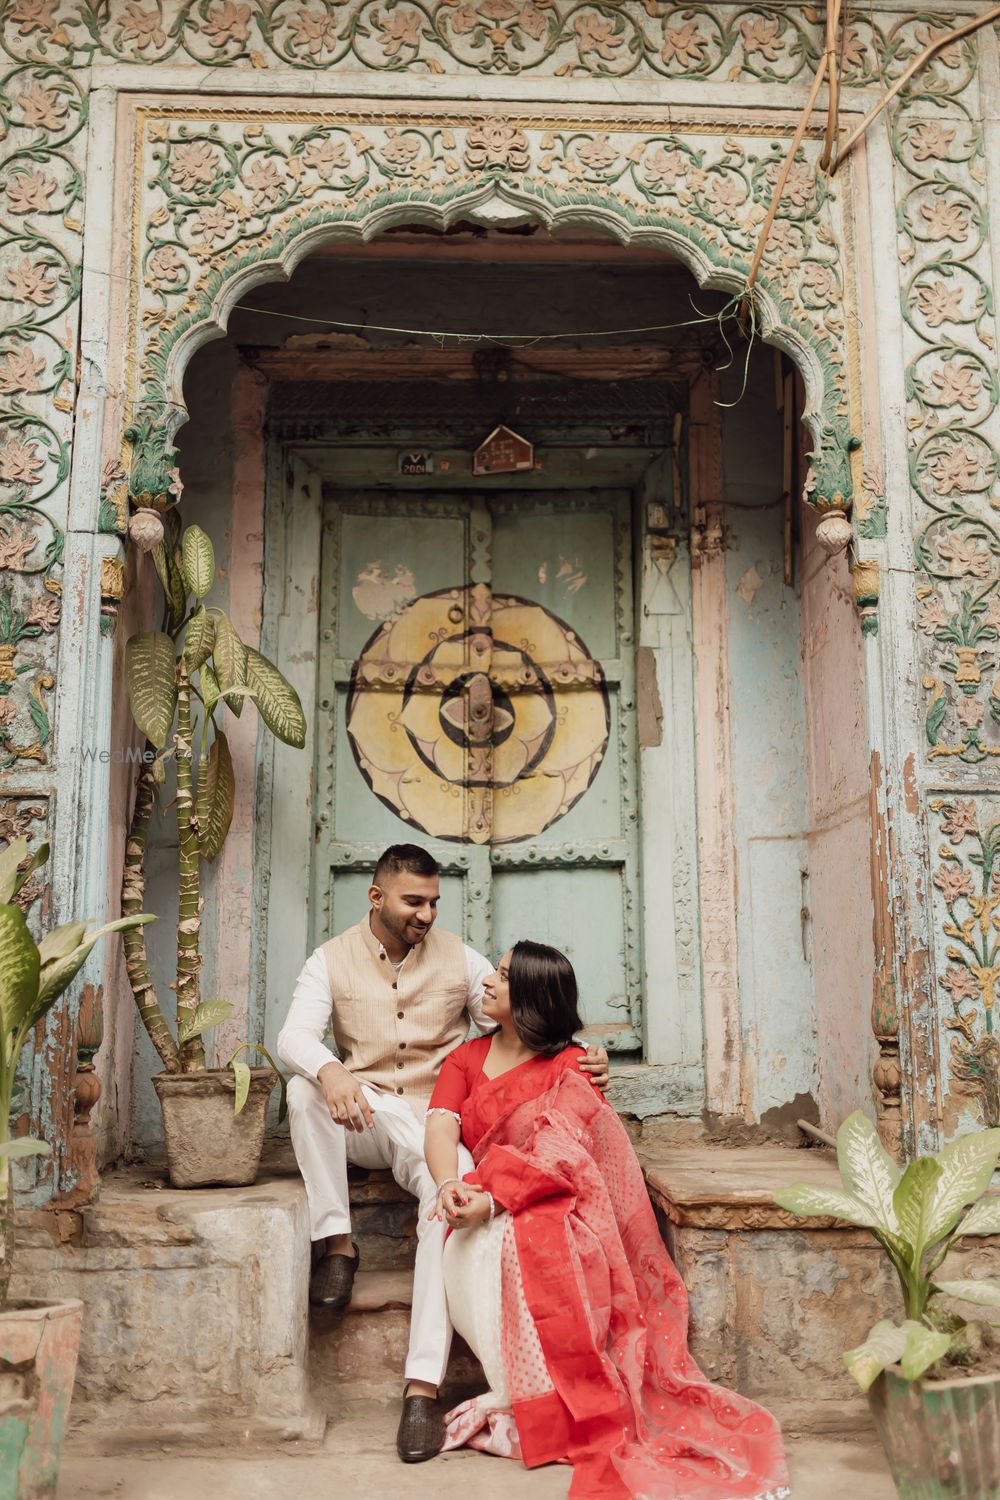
left=492, top=866, right=630, bottom=1039
left=316, top=489, right=641, bottom=1050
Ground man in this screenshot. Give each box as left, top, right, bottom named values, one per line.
left=277, top=843, right=609, bottom=1463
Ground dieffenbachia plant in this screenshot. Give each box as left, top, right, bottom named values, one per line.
left=121, top=518, right=304, bottom=1105
left=775, top=1110, right=1000, bottom=1389
left=0, top=838, right=153, bottom=1299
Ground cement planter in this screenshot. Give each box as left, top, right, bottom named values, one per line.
left=868, top=1365, right=1000, bottom=1499
left=153, top=1068, right=276, bottom=1188
left=0, top=1298, right=82, bottom=1500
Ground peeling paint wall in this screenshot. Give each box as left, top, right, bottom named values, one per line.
left=720, top=352, right=816, bottom=1122
left=800, top=507, right=876, bottom=1128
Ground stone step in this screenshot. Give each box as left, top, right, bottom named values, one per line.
left=348, top=1167, right=417, bottom=1271
left=309, top=1269, right=484, bottom=1407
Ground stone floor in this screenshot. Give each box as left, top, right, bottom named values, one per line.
left=59, top=1402, right=897, bottom=1499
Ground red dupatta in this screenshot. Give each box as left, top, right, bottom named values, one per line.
left=464, top=1066, right=789, bottom=1500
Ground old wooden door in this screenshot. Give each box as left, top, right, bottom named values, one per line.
left=315, top=489, right=641, bottom=1051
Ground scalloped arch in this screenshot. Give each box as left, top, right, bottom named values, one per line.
left=123, top=111, right=860, bottom=523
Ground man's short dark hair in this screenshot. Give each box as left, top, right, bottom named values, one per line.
left=507, top=940, right=583, bottom=1057
left=372, top=844, right=440, bottom=885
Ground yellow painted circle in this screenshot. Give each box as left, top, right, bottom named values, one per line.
left=347, top=585, right=609, bottom=844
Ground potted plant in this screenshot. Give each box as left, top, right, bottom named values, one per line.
left=121, top=515, right=303, bottom=1187
left=0, top=836, right=153, bottom=1497
left=775, top=1110, right=1000, bottom=1500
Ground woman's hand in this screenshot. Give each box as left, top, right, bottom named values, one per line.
left=446, top=1187, right=494, bottom=1229
left=429, top=1182, right=469, bottom=1222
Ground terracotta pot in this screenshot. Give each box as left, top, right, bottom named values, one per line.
left=153, top=1068, right=275, bottom=1188
left=0, top=1298, right=82, bottom=1500
left=868, top=1364, right=1000, bottom=1499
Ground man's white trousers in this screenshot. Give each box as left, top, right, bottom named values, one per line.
left=286, top=1074, right=472, bottom=1389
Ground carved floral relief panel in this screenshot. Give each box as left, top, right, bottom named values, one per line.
left=0, top=1, right=979, bottom=84
left=0, top=44, right=84, bottom=771
left=929, top=795, right=1000, bottom=1131
left=891, top=33, right=1000, bottom=767
left=126, top=104, right=855, bottom=520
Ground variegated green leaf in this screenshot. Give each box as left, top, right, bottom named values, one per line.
left=0, top=1137, right=51, bottom=1160
left=954, top=1197, right=1000, bottom=1238
left=0, top=906, right=41, bottom=1037
left=37, top=921, right=88, bottom=967
left=893, top=1157, right=943, bottom=1267
left=245, top=649, right=307, bottom=749
left=126, top=632, right=178, bottom=749
left=900, top=1320, right=951, bottom=1382
left=0, top=838, right=49, bottom=905
left=924, top=1128, right=1000, bottom=1246
left=232, top=1059, right=251, bottom=1116
left=211, top=613, right=247, bottom=719
left=196, top=731, right=235, bottom=862
left=181, top=525, right=215, bottom=601
left=843, top=1319, right=909, bottom=1393
left=177, top=999, right=233, bottom=1045
left=200, top=662, right=221, bottom=719
left=152, top=542, right=187, bottom=633
left=183, top=607, right=215, bottom=671
left=935, top=1279, right=1000, bottom=1308
left=35, top=914, right=155, bottom=1015
left=0, top=838, right=28, bottom=905
left=773, top=1183, right=881, bottom=1229
left=837, top=1111, right=901, bottom=1235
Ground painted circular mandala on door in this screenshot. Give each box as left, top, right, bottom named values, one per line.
left=347, top=583, right=610, bottom=844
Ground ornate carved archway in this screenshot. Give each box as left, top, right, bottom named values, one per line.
left=113, top=100, right=867, bottom=567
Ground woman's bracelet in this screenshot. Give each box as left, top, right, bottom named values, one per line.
left=486, top=1191, right=496, bottom=1225
left=436, top=1177, right=463, bottom=1193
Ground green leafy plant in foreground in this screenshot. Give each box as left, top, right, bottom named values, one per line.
left=0, top=838, right=154, bottom=1298
left=775, top=1110, right=1000, bottom=1390
left=122, top=519, right=303, bottom=1114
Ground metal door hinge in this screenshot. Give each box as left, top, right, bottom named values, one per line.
left=689, top=505, right=727, bottom=565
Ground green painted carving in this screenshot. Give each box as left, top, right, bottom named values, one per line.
left=0, top=0, right=977, bottom=90
left=125, top=111, right=858, bottom=533
left=929, top=798, right=1000, bottom=1128
left=123, top=410, right=181, bottom=514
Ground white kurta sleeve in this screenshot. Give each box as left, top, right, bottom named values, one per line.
left=463, top=944, right=498, bottom=1035
left=276, top=947, right=346, bottom=1082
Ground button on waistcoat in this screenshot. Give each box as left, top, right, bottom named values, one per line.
left=321, top=919, right=467, bottom=1104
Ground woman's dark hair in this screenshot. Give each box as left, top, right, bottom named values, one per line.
left=507, top=940, right=583, bottom=1057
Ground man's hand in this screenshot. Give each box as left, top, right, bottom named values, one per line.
left=318, top=1061, right=374, bottom=1131
left=579, top=1044, right=610, bottom=1092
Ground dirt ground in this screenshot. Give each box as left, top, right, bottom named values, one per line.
left=58, top=1402, right=897, bottom=1499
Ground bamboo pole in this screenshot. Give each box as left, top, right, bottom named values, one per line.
left=742, top=50, right=829, bottom=306
left=830, top=5, right=1000, bottom=175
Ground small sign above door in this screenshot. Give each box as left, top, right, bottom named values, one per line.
left=398, top=450, right=434, bottom=476
left=473, top=425, right=534, bottom=476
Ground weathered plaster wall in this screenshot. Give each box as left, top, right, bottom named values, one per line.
left=720, top=351, right=815, bottom=1124
left=799, top=506, right=876, bottom=1129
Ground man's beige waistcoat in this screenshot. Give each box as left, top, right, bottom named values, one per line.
left=320, top=917, right=468, bottom=1104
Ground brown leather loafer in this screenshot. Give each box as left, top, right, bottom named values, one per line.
left=309, top=1244, right=358, bottom=1309
left=396, top=1394, right=443, bottom=1463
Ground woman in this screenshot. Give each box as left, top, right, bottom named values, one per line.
left=424, top=940, right=789, bottom=1500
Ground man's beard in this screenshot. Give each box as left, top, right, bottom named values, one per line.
left=382, top=909, right=431, bottom=948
